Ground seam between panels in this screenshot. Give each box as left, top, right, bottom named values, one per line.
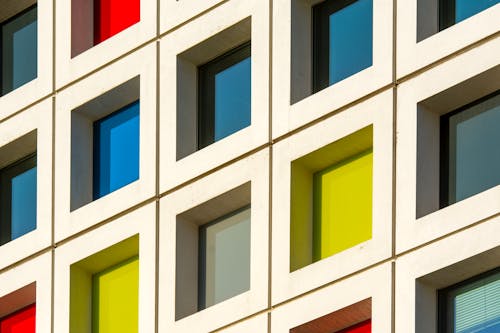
left=267, top=0, right=274, bottom=325
left=154, top=39, right=161, bottom=333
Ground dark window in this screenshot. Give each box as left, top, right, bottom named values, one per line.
left=0, top=5, right=37, bottom=96
left=93, top=100, right=140, bottom=199
left=198, top=42, right=251, bottom=150
left=198, top=206, right=251, bottom=310
left=440, top=91, right=500, bottom=207
left=438, top=267, right=500, bottom=333
left=0, top=153, right=37, bottom=246
left=439, top=0, right=499, bottom=31
left=313, top=0, right=373, bottom=93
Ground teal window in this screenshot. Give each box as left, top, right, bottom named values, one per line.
left=198, top=206, right=251, bottom=309
left=438, top=268, right=500, bottom=333
left=0, top=154, right=37, bottom=246
left=198, top=42, right=251, bottom=149
left=440, top=92, right=500, bottom=207
left=313, top=0, right=373, bottom=92
left=440, top=0, right=499, bottom=30
left=93, top=101, right=140, bottom=199
left=1, top=6, right=37, bottom=96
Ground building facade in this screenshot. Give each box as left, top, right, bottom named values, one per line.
left=0, top=0, right=499, bottom=332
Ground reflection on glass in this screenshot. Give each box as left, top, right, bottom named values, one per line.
left=446, top=93, right=500, bottom=204
left=328, top=0, right=372, bottom=85
left=199, top=207, right=251, bottom=309
left=93, top=101, right=140, bottom=199
left=1, top=6, right=37, bottom=95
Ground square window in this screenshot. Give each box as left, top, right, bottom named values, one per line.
left=440, top=91, right=500, bottom=208
left=198, top=42, right=251, bottom=149
left=0, top=304, right=36, bottom=333
left=0, top=5, right=37, bottom=96
left=198, top=207, right=251, bottom=310
left=290, top=126, right=373, bottom=271
left=439, top=0, right=499, bottom=31
left=70, top=236, right=139, bottom=333
left=175, top=18, right=251, bottom=160
left=71, top=0, right=140, bottom=57
left=70, top=77, right=140, bottom=210
left=312, top=0, right=373, bottom=93
left=175, top=183, right=251, bottom=320
left=438, top=267, right=500, bottom=333
left=0, top=153, right=37, bottom=246
left=290, top=298, right=372, bottom=333
left=93, top=101, right=140, bottom=200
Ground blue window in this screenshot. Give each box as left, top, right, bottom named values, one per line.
left=198, top=42, right=251, bottom=149
left=93, top=101, right=140, bottom=199
left=440, top=0, right=499, bottom=30
left=438, top=267, right=500, bottom=333
left=440, top=91, right=500, bottom=207
left=0, top=154, right=37, bottom=246
left=313, top=0, right=373, bottom=92
left=1, top=6, right=37, bottom=96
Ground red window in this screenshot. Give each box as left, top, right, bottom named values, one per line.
left=94, top=0, right=140, bottom=44
left=0, top=304, right=36, bottom=333
left=337, top=319, right=371, bottom=333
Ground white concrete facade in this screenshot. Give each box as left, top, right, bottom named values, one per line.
left=0, top=1, right=498, bottom=333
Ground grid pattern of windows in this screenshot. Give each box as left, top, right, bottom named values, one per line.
left=0, top=0, right=498, bottom=332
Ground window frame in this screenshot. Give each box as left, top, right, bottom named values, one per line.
left=197, top=41, right=251, bottom=150
left=439, top=90, right=500, bottom=208
left=312, top=0, right=357, bottom=93
left=0, top=4, right=38, bottom=96
left=437, top=266, right=500, bottom=333
left=0, top=152, right=37, bottom=246
left=197, top=204, right=251, bottom=310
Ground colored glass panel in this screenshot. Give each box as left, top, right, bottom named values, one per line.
left=445, top=93, right=500, bottom=204
left=214, top=57, right=251, bottom=142
left=94, top=0, right=140, bottom=44
left=93, top=101, right=140, bottom=199
left=455, top=0, right=499, bottom=24
left=200, top=208, right=251, bottom=309
left=313, top=149, right=372, bottom=261
left=1, top=6, right=37, bottom=96
left=92, top=256, right=139, bottom=333
left=0, top=304, right=36, bottom=333
left=10, top=166, right=37, bottom=240
left=328, top=0, right=372, bottom=85
left=338, top=319, right=372, bottom=333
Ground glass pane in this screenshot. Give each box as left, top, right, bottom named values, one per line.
left=94, top=0, right=140, bottom=44
left=453, top=271, right=500, bottom=333
left=329, top=0, right=372, bottom=85
left=214, top=57, right=251, bottom=141
left=313, top=149, right=372, bottom=261
left=92, top=257, right=139, bottom=333
left=1, top=7, right=37, bottom=95
left=447, top=94, right=500, bottom=203
left=455, top=0, right=499, bottom=24
left=202, top=208, right=251, bottom=308
left=10, top=166, right=37, bottom=240
left=93, top=101, right=140, bottom=199
left=0, top=304, right=36, bottom=333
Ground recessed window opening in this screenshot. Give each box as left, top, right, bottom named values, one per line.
left=0, top=3, right=38, bottom=96
left=71, top=0, right=140, bottom=57
left=197, top=42, right=251, bottom=150
left=439, top=90, right=500, bottom=208
left=0, top=283, right=36, bottom=333
left=438, top=267, right=500, bottom=333
left=312, top=0, right=373, bottom=93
